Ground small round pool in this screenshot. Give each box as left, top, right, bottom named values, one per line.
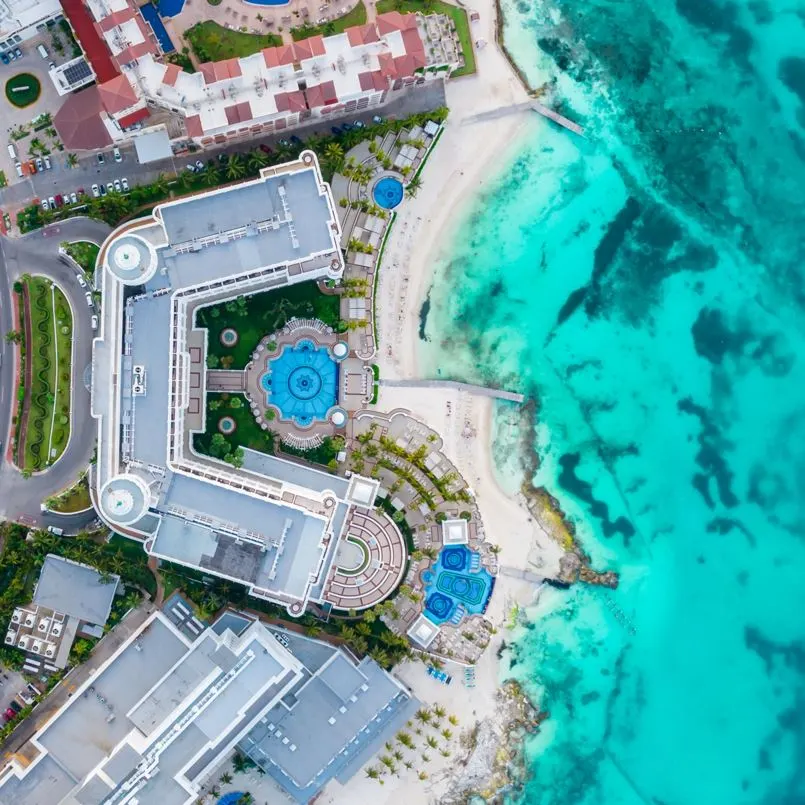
left=373, top=176, right=404, bottom=210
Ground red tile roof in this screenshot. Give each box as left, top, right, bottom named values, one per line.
left=60, top=0, right=120, bottom=83
left=293, top=35, right=326, bottom=60
left=376, top=11, right=418, bottom=34
left=274, top=90, right=307, bottom=113
left=377, top=52, right=397, bottom=78
left=185, top=114, right=204, bottom=138
left=358, top=70, right=388, bottom=92
left=401, top=27, right=425, bottom=60
left=224, top=101, right=253, bottom=125
left=305, top=80, right=338, bottom=108
left=262, top=47, right=281, bottom=68
left=98, top=74, right=138, bottom=114
left=162, top=62, right=181, bottom=86
left=199, top=58, right=243, bottom=84
left=54, top=86, right=114, bottom=150
left=117, top=106, right=150, bottom=128
left=275, top=44, right=297, bottom=66
left=346, top=23, right=380, bottom=47
left=97, top=6, right=136, bottom=32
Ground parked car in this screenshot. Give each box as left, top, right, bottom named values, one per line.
left=47, top=196, right=55, bottom=209
left=97, top=152, right=105, bottom=165
left=3, top=709, right=16, bottom=722
left=69, top=191, right=77, bottom=204
left=8, top=700, right=21, bottom=713
left=85, top=292, right=93, bottom=307
left=99, top=183, right=107, bottom=196
left=372, top=115, right=383, bottom=124
left=35, top=157, right=43, bottom=172
left=330, top=126, right=342, bottom=135
left=113, top=146, right=122, bottom=162
left=27, top=159, right=36, bottom=174
left=43, top=155, right=51, bottom=170
left=113, top=178, right=121, bottom=193
left=91, top=314, right=98, bottom=330
left=0, top=53, right=9, bottom=65
left=54, top=194, right=63, bottom=208
left=195, top=159, right=204, bottom=171
left=8, top=49, right=17, bottom=62
left=78, top=187, right=85, bottom=196
left=121, top=176, right=129, bottom=192
left=91, top=183, right=100, bottom=198
left=13, top=47, right=22, bottom=59
left=49, top=61, right=56, bottom=70
left=353, top=120, right=365, bottom=128
left=76, top=273, right=86, bottom=288
left=185, top=163, right=196, bottom=173
left=40, top=198, right=49, bottom=211
left=290, top=135, right=302, bottom=144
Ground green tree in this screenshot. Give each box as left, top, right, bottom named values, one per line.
left=226, top=153, right=246, bottom=180
left=66, top=153, right=78, bottom=168
left=405, top=175, right=422, bottom=197
left=209, top=432, right=230, bottom=458
left=323, top=141, right=345, bottom=173
left=202, top=162, right=220, bottom=186
left=5, top=330, right=22, bottom=344
left=248, top=149, right=269, bottom=172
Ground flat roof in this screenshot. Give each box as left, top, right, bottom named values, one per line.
left=33, top=555, right=119, bottom=626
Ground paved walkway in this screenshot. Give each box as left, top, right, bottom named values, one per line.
left=379, top=378, right=525, bottom=403
left=324, top=506, right=406, bottom=610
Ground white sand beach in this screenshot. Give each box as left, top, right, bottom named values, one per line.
left=324, top=3, right=562, bottom=803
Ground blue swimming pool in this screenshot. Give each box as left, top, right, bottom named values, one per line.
left=139, top=3, right=176, bottom=51
left=217, top=794, right=245, bottom=805
left=423, top=545, right=494, bottom=626
left=261, top=339, right=337, bottom=427
left=373, top=176, right=404, bottom=210
left=244, top=0, right=289, bottom=5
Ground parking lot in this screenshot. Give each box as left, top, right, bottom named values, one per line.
left=0, top=665, right=35, bottom=729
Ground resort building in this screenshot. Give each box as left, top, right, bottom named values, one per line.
left=4, top=555, right=119, bottom=671
left=91, top=151, right=407, bottom=616
left=0, top=0, right=61, bottom=51
left=0, top=610, right=418, bottom=804
left=54, top=1, right=457, bottom=150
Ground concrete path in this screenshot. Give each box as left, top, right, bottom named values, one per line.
left=0, top=217, right=111, bottom=530
left=379, top=378, right=525, bottom=403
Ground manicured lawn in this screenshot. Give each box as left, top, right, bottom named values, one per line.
left=291, top=1, right=367, bottom=40
left=197, top=281, right=342, bottom=369
left=375, top=0, right=475, bottom=76
left=5, top=73, right=41, bottom=108
left=65, top=240, right=100, bottom=277
left=281, top=436, right=343, bottom=469
left=193, top=392, right=275, bottom=456
left=185, top=21, right=282, bottom=62
left=48, top=475, right=92, bottom=513
left=22, top=277, right=72, bottom=471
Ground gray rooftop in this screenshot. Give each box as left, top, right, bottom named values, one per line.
left=239, top=653, right=414, bottom=802
left=126, top=293, right=172, bottom=467
left=0, top=755, right=76, bottom=805
left=33, top=555, right=120, bottom=626
left=242, top=448, right=349, bottom=497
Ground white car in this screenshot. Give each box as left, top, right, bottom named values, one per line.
left=43, top=155, right=51, bottom=170
left=91, top=184, right=100, bottom=198
left=121, top=176, right=129, bottom=192
left=91, top=314, right=98, bottom=330
left=195, top=159, right=204, bottom=171
left=113, top=178, right=121, bottom=193
left=85, top=292, right=93, bottom=307
left=69, top=191, right=77, bottom=205
left=40, top=198, right=49, bottom=211
left=76, top=274, right=86, bottom=288
left=113, top=147, right=122, bottom=163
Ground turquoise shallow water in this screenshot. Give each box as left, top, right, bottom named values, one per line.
left=419, top=0, right=805, bottom=802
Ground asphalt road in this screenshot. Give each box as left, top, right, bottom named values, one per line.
left=0, top=217, right=111, bottom=531
left=0, top=81, right=447, bottom=210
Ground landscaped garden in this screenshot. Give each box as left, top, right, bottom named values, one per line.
left=20, top=276, right=73, bottom=472
left=376, top=0, right=475, bottom=76
left=45, top=473, right=92, bottom=513
left=185, top=21, right=281, bottom=62
left=291, top=0, right=367, bottom=40
left=197, top=281, right=342, bottom=369
left=4, top=73, right=42, bottom=108
left=193, top=392, right=274, bottom=459
left=63, top=240, right=100, bottom=277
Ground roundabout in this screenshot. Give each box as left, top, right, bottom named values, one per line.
left=5, top=73, right=42, bottom=108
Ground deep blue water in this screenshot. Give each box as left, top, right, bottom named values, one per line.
left=420, top=0, right=805, bottom=801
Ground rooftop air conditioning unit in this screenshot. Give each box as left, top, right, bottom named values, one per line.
left=18, top=635, right=29, bottom=650
left=133, top=364, right=145, bottom=376
left=38, top=618, right=50, bottom=632
left=5, top=632, right=15, bottom=645
left=133, top=383, right=145, bottom=395
left=52, top=623, right=62, bottom=637
left=24, top=614, right=35, bottom=627
left=11, top=611, right=21, bottom=624
left=45, top=644, right=56, bottom=658
left=31, top=640, right=42, bottom=654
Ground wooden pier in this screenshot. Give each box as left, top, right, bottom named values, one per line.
left=378, top=379, right=525, bottom=403
left=529, top=101, right=585, bottom=137
left=462, top=100, right=584, bottom=138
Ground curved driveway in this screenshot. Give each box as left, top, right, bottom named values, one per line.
left=0, top=217, right=111, bottom=530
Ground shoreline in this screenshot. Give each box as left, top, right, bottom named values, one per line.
left=327, top=0, right=566, bottom=801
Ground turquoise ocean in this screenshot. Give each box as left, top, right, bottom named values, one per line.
left=419, top=0, right=805, bottom=802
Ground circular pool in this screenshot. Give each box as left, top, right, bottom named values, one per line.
left=373, top=176, right=404, bottom=210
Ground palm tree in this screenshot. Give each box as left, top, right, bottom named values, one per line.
left=403, top=760, right=414, bottom=770
left=426, top=736, right=438, bottom=750
left=378, top=755, right=395, bottom=772
left=226, top=154, right=246, bottom=180
left=236, top=795, right=254, bottom=805
left=414, top=708, right=431, bottom=725
left=418, top=771, right=428, bottom=780
left=448, top=714, right=459, bottom=726
left=153, top=173, right=169, bottom=194
left=365, top=768, right=380, bottom=780
left=323, top=142, right=344, bottom=173
left=232, top=752, right=251, bottom=774
left=420, top=753, right=430, bottom=763
left=178, top=169, right=195, bottom=189
left=248, top=149, right=269, bottom=172
left=392, top=750, right=403, bottom=762
left=202, top=163, right=220, bottom=186
left=405, top=175, right=422, bottom=197
left=355, top=621, right=372, bottom=637
left=439, top=748, right=451, bottom=757
left=440, top=728, right=452, bottom=740
left=66, top=153, right=78, bottom=168
left=219, top=772, right=233, bottom=785
left=433, top=705, right=447, bottom=719
left=368, top=646, right=389, bottom=666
